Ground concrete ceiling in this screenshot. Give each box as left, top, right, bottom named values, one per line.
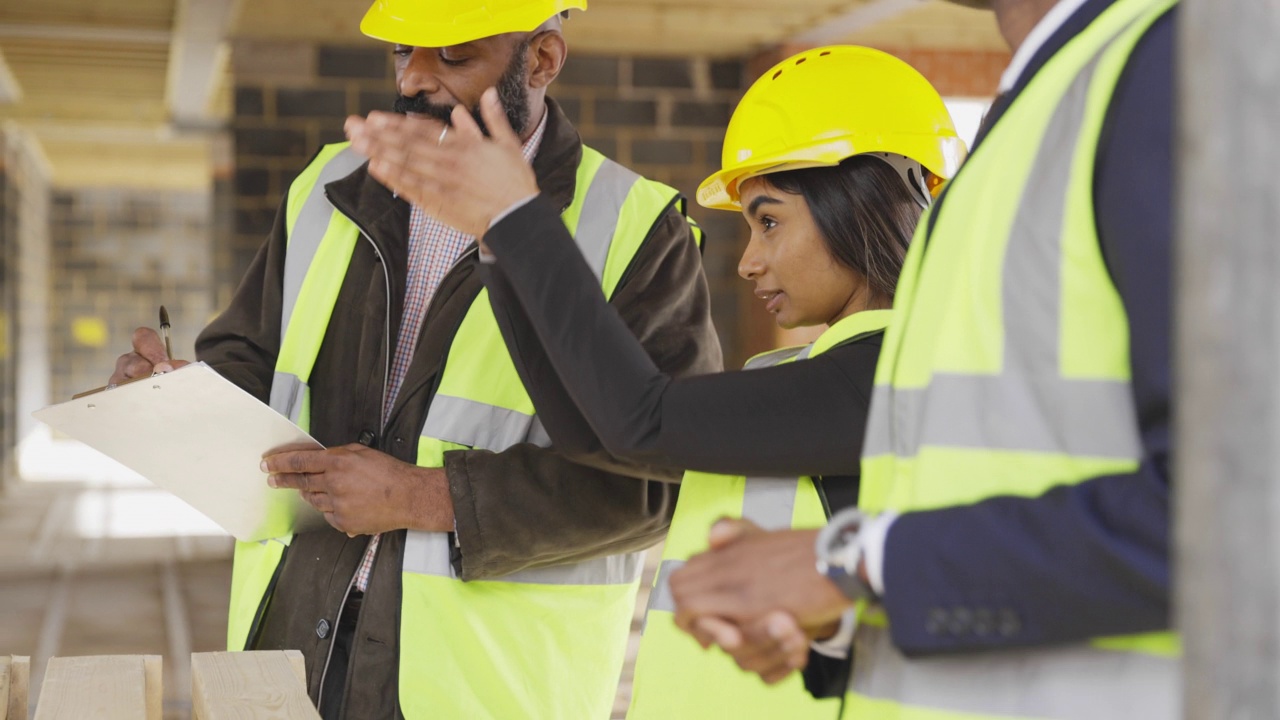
left=0, top=0, right=1001, bottom=190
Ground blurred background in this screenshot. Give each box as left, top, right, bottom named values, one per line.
left=0, top=0, right=1003, bottom=716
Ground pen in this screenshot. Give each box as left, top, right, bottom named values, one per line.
left=70, top=307, right=176, bottom=400
left=159, top=305, right=173, bottom=361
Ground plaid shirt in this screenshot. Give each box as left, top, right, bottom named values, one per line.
left=354, top=113, right=548, bottom=593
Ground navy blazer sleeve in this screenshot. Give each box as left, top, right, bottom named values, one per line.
left=880, top=9, right=1175, bottom=654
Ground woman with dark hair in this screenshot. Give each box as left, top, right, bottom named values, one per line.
left=347, top=44, right=965, bottom=719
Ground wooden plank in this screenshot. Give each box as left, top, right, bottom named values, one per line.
left=0, top=656, right=9, bottom=720
left=284, top=649, right=307, bottom=687
left=0, top=655, right=27, bottom=720
left=191, top=651, right=320, bottom=720
left=794, top=0, right=924, bottom=45
left=143, top=655, right=163, bottom=720
left=33, top=655, right=154, bottom=720
left=9, top=657, right=28, bottom=720
left=165, top=0, right=237, bottom=125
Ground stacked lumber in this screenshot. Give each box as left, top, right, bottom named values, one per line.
left=1, top=656, right=30, bottom=720
left=191, top=651, right=318, bottom=719
left=33, top=655, right=161, bottom=720
left=14, top=650, right=319, bottom=719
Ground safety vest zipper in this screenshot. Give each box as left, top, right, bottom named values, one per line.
left=314, top=196, right=392, bottom=711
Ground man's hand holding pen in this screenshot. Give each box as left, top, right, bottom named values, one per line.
left=109, top=326, right=190, bottom=386
left=261, top=444, right=456, bottom=537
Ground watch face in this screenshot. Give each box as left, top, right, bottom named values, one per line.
left=817, top=509, right=864, bottom=565
left=826, top=558, right=870, bottom=603
left=815, top=507, right=873, bottom=601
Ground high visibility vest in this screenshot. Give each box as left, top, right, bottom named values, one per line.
left=849, top=0, right=1179, bottom=718
left=628, top=310, right=892, bottom=719
left=227, top=142, right=698, bottom=719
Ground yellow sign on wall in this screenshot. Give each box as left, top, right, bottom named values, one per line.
left=72, top=316, right=109, bottom=348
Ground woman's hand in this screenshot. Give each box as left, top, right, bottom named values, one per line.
left=345, top=88, right=539, bottom=238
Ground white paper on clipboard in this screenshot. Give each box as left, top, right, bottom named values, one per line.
left=33, top=362, right=329, bottom=542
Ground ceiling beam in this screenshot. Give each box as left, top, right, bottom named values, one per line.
left=791, top=0, right=928, bottom=46
left=0, top=50, right=20, bottom=104
left=0, top=24, right=170, bottom=44
left=165, top=0, right=239, bottom=128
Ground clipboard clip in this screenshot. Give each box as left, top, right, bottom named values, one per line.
left=71, top=370, right=170, bottom=400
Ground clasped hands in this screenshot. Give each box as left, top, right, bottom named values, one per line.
left=669, top=519, right=857, bottom=684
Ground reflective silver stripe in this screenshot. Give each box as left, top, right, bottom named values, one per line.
left=741, top=476, right=798, bottom=530
left=527, top=416, right=552, bottom=448
left=643, top=346, right=807, bottom=616
left=742, top=346, right=806, bottom=370
left=867, top=45, right=1141, bottom=460
left=268, top=370, right=307, bottom=423
left=868, top=375, right=1139, bottom=459
left=403, top=530, right=454, bottom=577
left=420, top=394, right=551, bottom=452
left=502, top=551, right=643, bottom=585
left=403, top=530, right=642, bottom=585
left=281, top=147, right=368, bottom=342
left=576, top=158, right=640, bottom=280
left=645, top=558, right=684, bottom=616
left=642, top=478, right=803, bottom=616
left=850, top=623, right=1179, bottom=719
left=401, top=158, right=645, bottom=590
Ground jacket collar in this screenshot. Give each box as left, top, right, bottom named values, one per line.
left=324, top=96, right=583, bottom=245
left=973, top=0, right=1115, bottom=151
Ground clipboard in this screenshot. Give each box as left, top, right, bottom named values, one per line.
left=34, top=362, right=329, bottom=542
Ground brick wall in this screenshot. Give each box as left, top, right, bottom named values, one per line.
left=224, top=40, right=397, bottom=306
left=879, top=47, right=1010, bottom=97
left=47, top=189, right=213, bottom=401
left=228, top=41, right=760, bottom=366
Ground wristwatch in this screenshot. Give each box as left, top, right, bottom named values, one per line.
left=814, top=507, right=877, bottom=602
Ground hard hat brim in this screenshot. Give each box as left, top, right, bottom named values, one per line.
left=698, top=133, right=967, bottom=211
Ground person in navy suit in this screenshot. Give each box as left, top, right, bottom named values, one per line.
left=666, top=0, right=1179, bottom=705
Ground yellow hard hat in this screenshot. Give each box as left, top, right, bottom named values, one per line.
left=698, top=45, right=967, bottom=211
left=360, top=0, right=586, bottom=48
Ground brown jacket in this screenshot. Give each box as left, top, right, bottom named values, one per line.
left=194, top=99, right=722, bottom=718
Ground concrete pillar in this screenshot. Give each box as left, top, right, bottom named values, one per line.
left=1176, top=0, right=1280, bottom=715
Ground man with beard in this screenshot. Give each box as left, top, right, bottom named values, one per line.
left=107, top=1, right=721, bottom=718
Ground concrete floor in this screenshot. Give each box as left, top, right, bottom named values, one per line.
left=0, top=479, right=234, bottom=719
left=0, top=477, right=654, bottom=718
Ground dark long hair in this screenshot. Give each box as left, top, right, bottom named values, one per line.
left=761, top=155, right=922, bottom=300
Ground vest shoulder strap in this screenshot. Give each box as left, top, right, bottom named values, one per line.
left=569, top=146, right=688, bottom=298
left=810, top=309, right=893, bottom=358
left=743, top=346, right=808, bottom=370
left=285, top=143, right=363, bottom=242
